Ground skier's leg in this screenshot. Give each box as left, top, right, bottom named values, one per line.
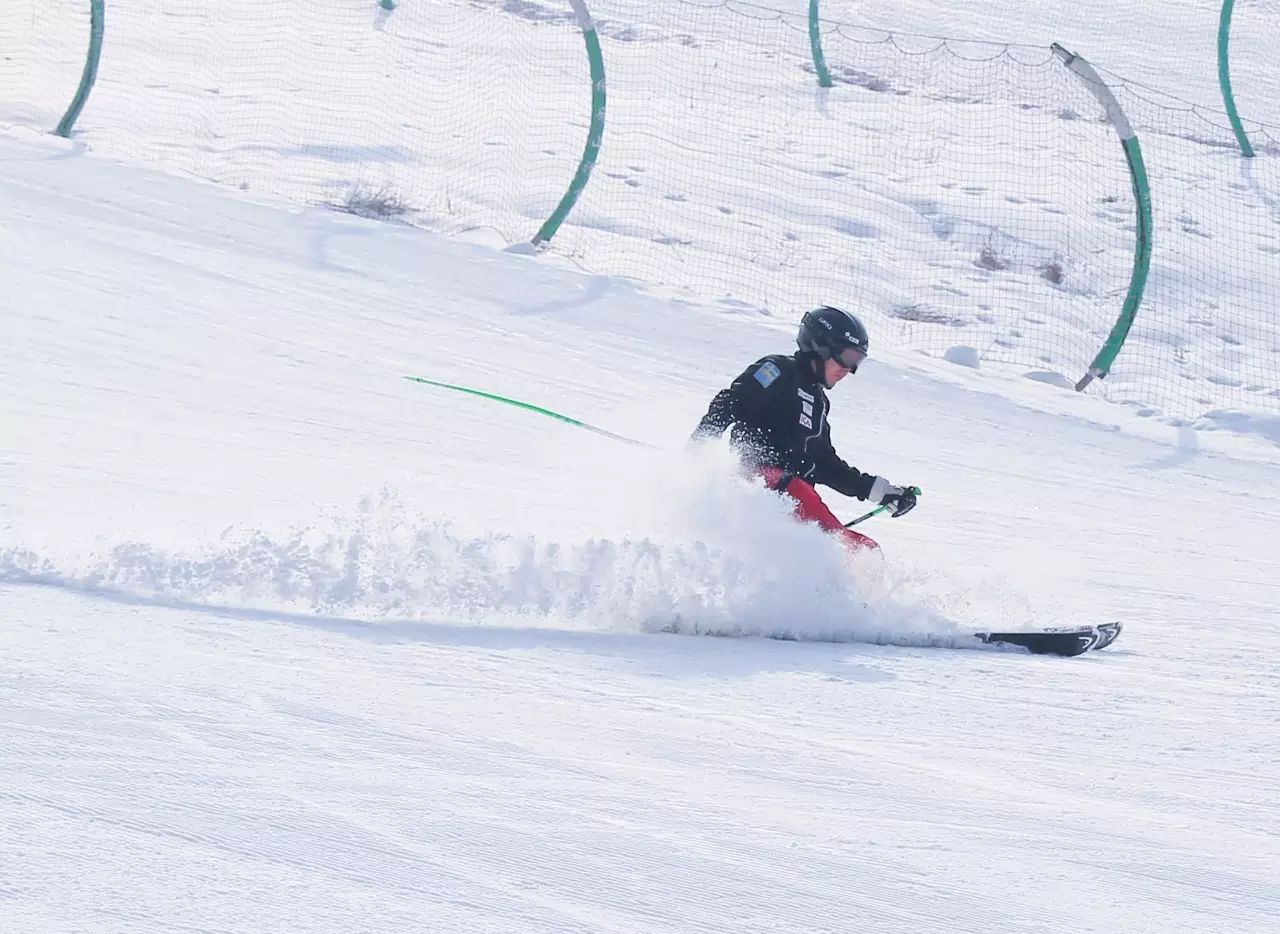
left=837, top=527, right=880, bottom=552
left=760, top=469, right=880, bottom=552
left=784, top=478, right=881, bottom=552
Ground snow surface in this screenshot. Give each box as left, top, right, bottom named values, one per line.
left=3, top=2, right=1280, bottom=932
left=4, top=126, right=1279, bottom=934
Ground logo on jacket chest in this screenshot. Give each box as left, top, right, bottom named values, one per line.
left=798, top=387, right=815, bottom=429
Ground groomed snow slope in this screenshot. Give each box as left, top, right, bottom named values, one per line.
left=3, top=130, right=1278, bottom=933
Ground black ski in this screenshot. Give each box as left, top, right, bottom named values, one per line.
left=974, top=622, right=1122, bottom=657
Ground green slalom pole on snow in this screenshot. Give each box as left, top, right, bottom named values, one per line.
left=404, top=375, right=657, bottom=448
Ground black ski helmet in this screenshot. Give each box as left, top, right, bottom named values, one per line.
left=797, top=306, right=870, bottom=361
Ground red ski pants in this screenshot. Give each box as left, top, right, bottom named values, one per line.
left=760, top=468, right=879, bottom=552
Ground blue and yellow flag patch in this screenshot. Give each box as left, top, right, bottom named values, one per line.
left=753, top=361, right=782, bottom=388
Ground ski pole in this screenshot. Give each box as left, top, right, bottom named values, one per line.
left=844, top=486, right=921, bottom=527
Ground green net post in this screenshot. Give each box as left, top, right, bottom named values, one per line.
left=55, top=0, right=104, bottom=138
left=808, top=0, right=833, bottom=88
left=1052, top=44, right=1153, bottom=391
left=531, top=0, right=606, bottom=247
left=1217, top=0, right=1255, bottom=158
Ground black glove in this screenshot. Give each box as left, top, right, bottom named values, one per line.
left=888, top=486, right=917, bottom=518
left=867, top=477, right=918, bottom=518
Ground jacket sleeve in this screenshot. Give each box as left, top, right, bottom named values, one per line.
left=810, top=432, right=877, bottom=500
left=690, top=387, right=738, bottom=441
left=689, top=359, right=781, bottom=443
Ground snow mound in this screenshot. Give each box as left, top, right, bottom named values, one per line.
left=1193, top=408, right=1280, bottom=447
left=945, top=345, right=981, bottom=369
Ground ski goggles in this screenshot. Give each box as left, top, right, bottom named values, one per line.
left=833, top=347, right=867, bottom=372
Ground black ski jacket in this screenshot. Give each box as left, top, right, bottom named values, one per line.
left=690, top=353, right=876, bottom=500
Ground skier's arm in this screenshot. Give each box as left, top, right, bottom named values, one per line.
left=814, top=439, right=918, bottom=514
left=690, top=387, right=738, bottom=441
left=689, top=360, right=778, bottom=442
left=811, top=443, right=877, bottom=500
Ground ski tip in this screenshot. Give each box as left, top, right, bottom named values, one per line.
left=1093, top=621, right=1123, bottom=651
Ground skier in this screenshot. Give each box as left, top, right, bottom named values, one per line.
left=689, top=305, right=917, bottom=551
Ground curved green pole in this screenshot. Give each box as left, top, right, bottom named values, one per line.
left=808, top=0, right=833, bottom=88
left=532, top=0, right=606, bottom=247
left=56, top=0, right=104, bottom=138
left=1051, top=45, right=1153, bottom=391
left=404, top=376, right=656, bottom=448
left=1217, top=0, right=1255, bottom=157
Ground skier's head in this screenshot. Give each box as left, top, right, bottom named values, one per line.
left=796, top=306, right=869, bottom=388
